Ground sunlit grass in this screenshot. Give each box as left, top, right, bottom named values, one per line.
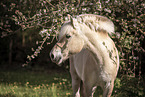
left=0, top=69, right=72, bottom=97
left=0, top=69, right=144, bottom=97
left=0, top=82, right=72, bottom=97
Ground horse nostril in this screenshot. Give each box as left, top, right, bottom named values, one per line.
left=51, top=53, right=54, bottom=59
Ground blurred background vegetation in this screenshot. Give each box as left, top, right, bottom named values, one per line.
left=0, top=0, right=145, bottom=96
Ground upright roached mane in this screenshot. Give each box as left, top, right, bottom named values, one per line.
left=59, top=14, right=115, bottom=39
left=50, top=14, right=119, bottom=97
left=74, top=14, right=114, bottom=34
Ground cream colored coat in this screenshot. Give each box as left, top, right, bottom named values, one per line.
left=50, top=14, right=119, bottom=97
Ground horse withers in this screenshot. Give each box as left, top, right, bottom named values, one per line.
left=50, top=14, right=119, bottom=97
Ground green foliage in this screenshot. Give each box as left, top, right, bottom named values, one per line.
left=113, top=76, right=144, bottom=97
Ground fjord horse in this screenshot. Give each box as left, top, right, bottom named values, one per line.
left=50, top=14, right=119, bottom=97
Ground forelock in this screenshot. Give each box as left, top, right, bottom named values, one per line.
left=59, top=22, right=73, bottom=39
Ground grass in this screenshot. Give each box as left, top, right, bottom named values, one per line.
left=0, top=67, right=144, bottom=97
left=0, top=68, right=72, bottom=97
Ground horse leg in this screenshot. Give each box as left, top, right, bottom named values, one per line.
left=72, top=77, right=81, bottom=97
left=70, top=57, right=81, bottom=97
left=83, top=82, right=97, bottom=97
left=102, top=81, right=114, bottom=97
left=80, top=80, right=85, bottom=97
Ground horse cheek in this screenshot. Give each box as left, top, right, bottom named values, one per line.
left=68, top=38, right=84, bottom=54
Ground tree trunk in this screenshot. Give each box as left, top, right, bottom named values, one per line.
left=9, top=38, right=13, bottom=65
left=22, top=32, right=25, bottom=47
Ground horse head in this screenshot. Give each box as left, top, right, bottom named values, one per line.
left=50, top=17, right=85, bottom=65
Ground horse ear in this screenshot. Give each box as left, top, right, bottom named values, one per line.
left=70, top=16, right=79, bottom=29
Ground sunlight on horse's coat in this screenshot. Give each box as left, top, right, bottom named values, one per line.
left=50, top=14, right=119, bottom=97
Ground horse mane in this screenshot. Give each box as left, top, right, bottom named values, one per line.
left=75, top=14, right=114, bottom=34
left=59, top=14, right=114, bottom=39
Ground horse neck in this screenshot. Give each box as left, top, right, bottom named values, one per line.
left=82, top=29, right=109, bottom=65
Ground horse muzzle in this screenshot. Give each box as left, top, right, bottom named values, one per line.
left=50, top=50, right=63, bottom=65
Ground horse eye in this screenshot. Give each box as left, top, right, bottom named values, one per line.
left=66, top=34, right=71, bottom=39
